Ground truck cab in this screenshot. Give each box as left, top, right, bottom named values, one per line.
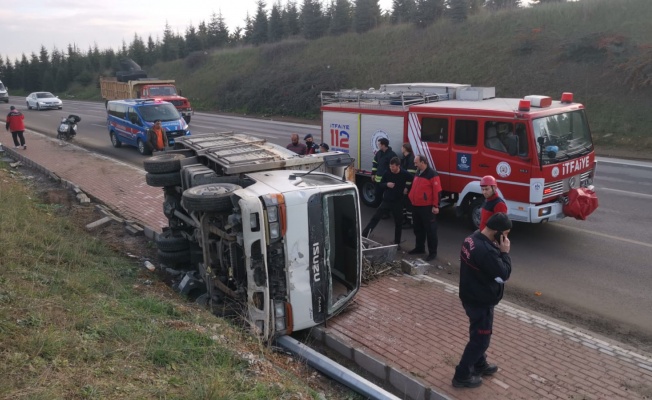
left=144, top=132, right=361, bottom=341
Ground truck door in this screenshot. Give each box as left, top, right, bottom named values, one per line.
left=408, top=113, right=451, bottom=189
left=480, top=121, right=531, bottom=203
left=448, top=118, right=480, bottom=194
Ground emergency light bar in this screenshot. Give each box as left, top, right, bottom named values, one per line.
left=524, top=95, right=552, bottom=108
left=561, top=92, right=574, bottom=103
left=518, top=99, right=531, bottom=111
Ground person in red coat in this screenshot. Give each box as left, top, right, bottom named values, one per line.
left=478, top=175, right=508, bottom=231
left=408, top=155, right=442, bottom=261
left=6, top=105, right=27, bottom=149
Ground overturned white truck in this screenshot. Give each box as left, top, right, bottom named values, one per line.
left=143, top=132, right=362, bottom=341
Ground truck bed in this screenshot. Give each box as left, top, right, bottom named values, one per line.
left=175, top=132, right=345, bottom=175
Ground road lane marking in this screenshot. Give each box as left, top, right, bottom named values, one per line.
left=557, top=224, right=652, bottom=249
left=600, top=187, right=652, bottom=199
left=596, top=157, right=652, bottom=169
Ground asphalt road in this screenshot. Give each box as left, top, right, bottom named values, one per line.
left=4, top=96, right=652, bottom=347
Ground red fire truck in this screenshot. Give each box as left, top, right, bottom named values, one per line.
left=320, top=83, right=598, bottom=228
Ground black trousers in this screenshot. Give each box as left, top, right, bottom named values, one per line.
left=362, top=199, right=403, bottom=244
left=11, top=131, right=26, bottom=147
left=412, top=205, right=438, bottom=255
left=454, top=304, right=494, bottom=379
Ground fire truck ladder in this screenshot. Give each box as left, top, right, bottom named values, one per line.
left=320, top=89, right=450, bottom=110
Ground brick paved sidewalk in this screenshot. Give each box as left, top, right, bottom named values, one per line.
left=1, top=130, right=167, bottom=233
left=323, top=274, right=652, bottom=399
left=3, top=130, right=652, bottom=400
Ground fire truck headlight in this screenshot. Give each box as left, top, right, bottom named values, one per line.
left=269, top=222, right=280, bottom=239
left=538, top=207, right=552, bottom=217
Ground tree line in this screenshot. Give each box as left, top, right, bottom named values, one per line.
left=0, top=0, right=566, bottom=94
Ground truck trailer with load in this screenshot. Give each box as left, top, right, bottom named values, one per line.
left=100, top=76, right=193, bottom=123
left=143, top=132, right=364, bottom=341
left=321, top=83, right=598, bottom=228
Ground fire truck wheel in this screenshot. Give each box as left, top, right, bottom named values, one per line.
left=182, top=183, right=242, bottom=213
left=468, top=197, right=484, bottom=230
left=143, top=153, right=187, bottom=174
left=145, top=171, right=182, bottom=187
left=155, top=229, right=190, bottom=252
left=359, top=179, right=381, bottom=207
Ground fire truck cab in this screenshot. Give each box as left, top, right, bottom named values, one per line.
left=321, top=83, right=598, bottom=228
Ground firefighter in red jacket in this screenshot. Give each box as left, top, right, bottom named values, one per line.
left=479, top=175, right=508, bottom=231
left=6, top=105, right=27, bottom=149
left=408, top=155, right=442, bottom=261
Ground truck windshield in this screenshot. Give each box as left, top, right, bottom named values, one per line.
left=139, top=103, right=181, bottom=122
left=322, top=189, right=360, bottom=314
left=533, top=110, right=593, bottom=164
left=149, top=86, right=177, bottom=96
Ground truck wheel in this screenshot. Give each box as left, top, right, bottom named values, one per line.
left=359, top=178, right=381, bottom=207
left=468, top=197, right=484, bottom=230
left=156, top=230, right=190, bottom=252
left=146, top=171, right=182, bottom=187
left=183, top=115, right=191, bottom=124
left=157, top=248, right=191, bottom=266
left=138, top=139, right=152, bottom=155
left=143, top=153, right=187, bottom=174
left=182, top=183, right=241, bottom=213
left=110, top=132, right=122, bottom=148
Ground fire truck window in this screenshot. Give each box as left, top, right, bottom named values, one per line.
left=514, top=123, right=529, bottom=156
left=454, top=120, right=478, bottom=147
left=421, top=118, right=448, bottom=143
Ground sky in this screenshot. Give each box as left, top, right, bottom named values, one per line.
left=0, top=0, right=394, bottom=62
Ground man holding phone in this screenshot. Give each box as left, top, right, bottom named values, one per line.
left=453, top=212, right=512, bottom=389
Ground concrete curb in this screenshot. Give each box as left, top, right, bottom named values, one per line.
left=309, top=327, right=452, bottom=400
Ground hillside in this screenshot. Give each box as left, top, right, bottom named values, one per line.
left=105, top=0, right=652, bottom=156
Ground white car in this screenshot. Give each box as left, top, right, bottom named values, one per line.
left=26, top=92, right=63, bottom=110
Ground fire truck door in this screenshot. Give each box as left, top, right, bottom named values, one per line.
left=408, top=113, right=451, bottom=189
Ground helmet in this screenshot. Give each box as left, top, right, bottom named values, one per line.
left=480, top=175, right=497, bottom=186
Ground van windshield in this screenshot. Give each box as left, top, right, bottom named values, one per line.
left=139, top=103, right=181, bottom=122
left=533, top=110, right=594, bottom=164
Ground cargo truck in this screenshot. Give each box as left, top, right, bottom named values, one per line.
left=143, top=132, right=366, bottom=341
left=100, top=76, right=193, bottom=123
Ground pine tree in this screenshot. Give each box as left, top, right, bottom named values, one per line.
left=269, top=1, right=285, bottom=42
left=330, top=0, right=353, bottom=35
left=251, top=0, right=269, bottom=45
left=448, top=0, right=469, bottom=23
left=301, top=0, right=325, bottom=40
left=284, top=1, right=301, bottom=37
left=353, top=0, right=381, bottom=33
left=391, top=0, right=416, bottom=24
left=415, top=0, right=445, bottom=28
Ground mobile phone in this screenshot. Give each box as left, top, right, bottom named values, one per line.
left=494, top=231, right=503, bottom=243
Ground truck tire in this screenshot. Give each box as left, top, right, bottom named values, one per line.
left=156, top=230, right=190, bottom=252
left=359, top=178, right=381, bottom=207
left=157, top=248, right=191, bottom=266
left=467, top=197, right=483, bottom=230
left=146, top=171, right=182, bottom=187
left=110, top=131, right=122, bottom=148
left=143, top=153, right=187, bottom=174
left=138, top=139, right=152, bottom=156
left=182, top=183, right=241, bottom=213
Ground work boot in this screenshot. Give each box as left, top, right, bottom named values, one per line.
left=475, top=363, right=498, bottom=376
left=452, top=375, right=483, bottom=388
left=408, top=248, right=425, bottom=255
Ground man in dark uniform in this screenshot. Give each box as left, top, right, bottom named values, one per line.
left=452, top=212, right=512, bottom=388
left=362, top=157, right=413, bottom=246
left=371, top=138, right=398, bottom=206
left=304, top=134, right=319, bottom=154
